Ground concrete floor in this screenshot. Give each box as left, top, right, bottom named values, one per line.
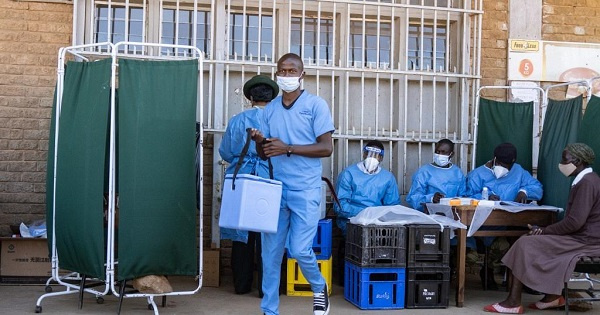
left=0, top=273, right=588, bottom=315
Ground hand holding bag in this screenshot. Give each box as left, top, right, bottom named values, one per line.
left=218, top=129, right=282, bottom=233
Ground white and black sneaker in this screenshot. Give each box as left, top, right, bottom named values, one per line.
left=313, top=284, right=330, bottom=315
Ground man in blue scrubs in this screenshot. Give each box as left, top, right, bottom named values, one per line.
left=406, top=139, right=467, bottom=212
left=219, top=75, right=278, bottom=296
left=251, top=53, right=334, bottom=315
left=467, top=142, right=543, bottom=289
left=334, top=140, right=400, bottom=234
left=467, top=142, right=542, bottom=202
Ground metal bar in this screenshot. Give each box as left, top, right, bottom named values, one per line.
left=242, top=0, right=247, bottom=59
left=257, top=0, right=262, bottom=59
left=225, top=64, right=230, bottom=123
left=301, top=0, right=306, bottom=61
left=317, top=2, right=322, bottom=65
left=226, top=0, right=231, bottom=59
left=390, top=5, right=395, bottom=70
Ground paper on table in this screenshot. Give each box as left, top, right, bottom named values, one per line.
left=466, top=203, right=563, bottom=236
left=467, top=205, right=494, bottom=237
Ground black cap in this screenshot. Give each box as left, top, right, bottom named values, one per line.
left=494, top=142, right=517, bottom=164
left=243, top=75, right=279, bottom=100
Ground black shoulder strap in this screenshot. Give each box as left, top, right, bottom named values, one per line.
left=231, top=129, right=273, bottom=190
left=321, top=176, right=342, bottom=213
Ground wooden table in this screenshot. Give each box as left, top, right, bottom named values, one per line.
left=451, top=205, right=557, bottom=307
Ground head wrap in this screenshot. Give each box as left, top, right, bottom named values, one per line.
left=494, top=142, right=517, bottom=164
left=566, top=143, right=595, bottom=165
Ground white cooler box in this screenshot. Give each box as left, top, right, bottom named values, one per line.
left=219, top=173, right=282, bottom=233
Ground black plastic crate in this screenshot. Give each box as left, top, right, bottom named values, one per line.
left=405, top=266, right=450, bottom=309
left=407, top=224, right=450, bottom=267
left=345, top=223, right=407, bottom=267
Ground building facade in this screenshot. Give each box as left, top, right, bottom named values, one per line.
left=1, top=0, right=599, bottom=248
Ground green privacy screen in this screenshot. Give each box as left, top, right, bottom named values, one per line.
left=117, top=59, right=198, bottom=280
left=46, top=89, right=57, bottom=255
left=476, top=98, right=534, bottom=172
left=54, top=59, right=112, bottom=279
left=537, top=96, right=582, bottom=212
left=578, top=95, right=600, bottom=174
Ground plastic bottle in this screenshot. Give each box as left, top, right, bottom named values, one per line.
left=481, top=187, right=489, bottom=200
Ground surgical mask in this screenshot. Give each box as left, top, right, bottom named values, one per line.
left=276, top=76, right=301, bottom=93
left=558, top=163, right=577, bottom=177
left=433, top=153, right=451, bottom=167
left=493, top=165, right=509, bottom=179
left=363, top=157, right=380, bottom=173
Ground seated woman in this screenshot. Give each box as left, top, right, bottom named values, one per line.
left=484, top=143, right=600, bottom=314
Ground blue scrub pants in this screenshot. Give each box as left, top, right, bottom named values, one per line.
left=261, top=188, right=325, bottom=315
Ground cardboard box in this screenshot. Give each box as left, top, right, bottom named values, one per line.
left=1, top=237, right=51, bottom=277
left=203, top=250, right=220, bottom=287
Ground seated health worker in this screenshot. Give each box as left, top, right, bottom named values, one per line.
left=467, top=142, right=542, bottom=203
left=334, top=140, right=401, bottom=234
left=467, top=142, right=543, bottom=290
left=219, top=75, right=278, bottom=295
left=406, top=138, right=467, bottom=212
left=484, top=143, right=600, bottom=314
left=333, top=140, right=400, bottom=285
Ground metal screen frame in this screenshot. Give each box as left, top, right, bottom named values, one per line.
left=473, top=85, right=546, bottom=170
left=36, top=41, right=205, bottom=315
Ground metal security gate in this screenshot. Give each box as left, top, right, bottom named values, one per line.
left=73, top=0, right=483, bottom=246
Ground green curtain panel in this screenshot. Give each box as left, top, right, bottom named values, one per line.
left=476, top=98, right=534, bottom=172
left=578, top=95, right=600, bottom=174
left=54, top=59, right=112, bottom=279
left=46, top=89, right=57, bottom=255
left=117, top=59, right=198, bottom=280
left=538, top=96, right=582, bottom=212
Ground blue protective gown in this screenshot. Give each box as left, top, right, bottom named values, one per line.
left=334, top=162, right=400, bottom=233
left=467, top=163, right=543, bottom=247
left=260, top=91, right=335, bottom=315
left=218, top=107, right=269, bottom=243
left=466, top=163, right=543, bottom=201
left=406, top=163, right=467, bottom=212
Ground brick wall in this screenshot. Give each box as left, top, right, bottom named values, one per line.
left=480, top=0, right=509, bottom=99
left=0, top=0, right=72, bottom=235
left=543, top=0, right=600, bottom=43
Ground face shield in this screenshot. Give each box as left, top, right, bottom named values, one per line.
left=363, top=146, right=384, bottom=173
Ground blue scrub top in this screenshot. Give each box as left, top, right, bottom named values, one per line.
left=219, top=107, right=269, bottom=178
left=334, top=163, right=400, bottom=233
left=262, top=91, right=335, bottom=190
left=219, top=107, right=269, bottom=242
left=406, top=163, right=467, bottom=212
left=466, top=163, right=543, bottom=201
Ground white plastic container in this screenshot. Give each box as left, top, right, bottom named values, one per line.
left=219, top=173, right=282, bottom=233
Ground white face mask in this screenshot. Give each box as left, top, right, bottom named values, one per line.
left=558, top=163, right=577, bottom=177
left=363, top=157, right=380, bottom=174
left=276, top=76, right=301, bottom=93
left=433, top=153, right=451, bottom=167
left=493, top=165, right=509, bottom=179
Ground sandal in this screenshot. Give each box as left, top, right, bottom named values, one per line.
left=528, top=296, right=565, bottom=310
left=484, top=303, right=524, bottom=314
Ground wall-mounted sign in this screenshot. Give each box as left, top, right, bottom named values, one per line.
left=508, top=39, right=600, bottom=97
left=510, top=40, right=540, bottom=52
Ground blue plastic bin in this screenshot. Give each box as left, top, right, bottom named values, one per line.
left=344, top=261, right=406, bottom=309
left=287, top=219, right=332, bottom=260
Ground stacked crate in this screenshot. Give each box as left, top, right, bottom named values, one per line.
left=405, top=224, right=451, bottom=309
left=286, top=219, right=333, bottom=296
left=343, top=223, right=407, bottom=309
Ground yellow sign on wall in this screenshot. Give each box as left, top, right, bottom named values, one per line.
left=510, top=40, right=539, bottom=52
